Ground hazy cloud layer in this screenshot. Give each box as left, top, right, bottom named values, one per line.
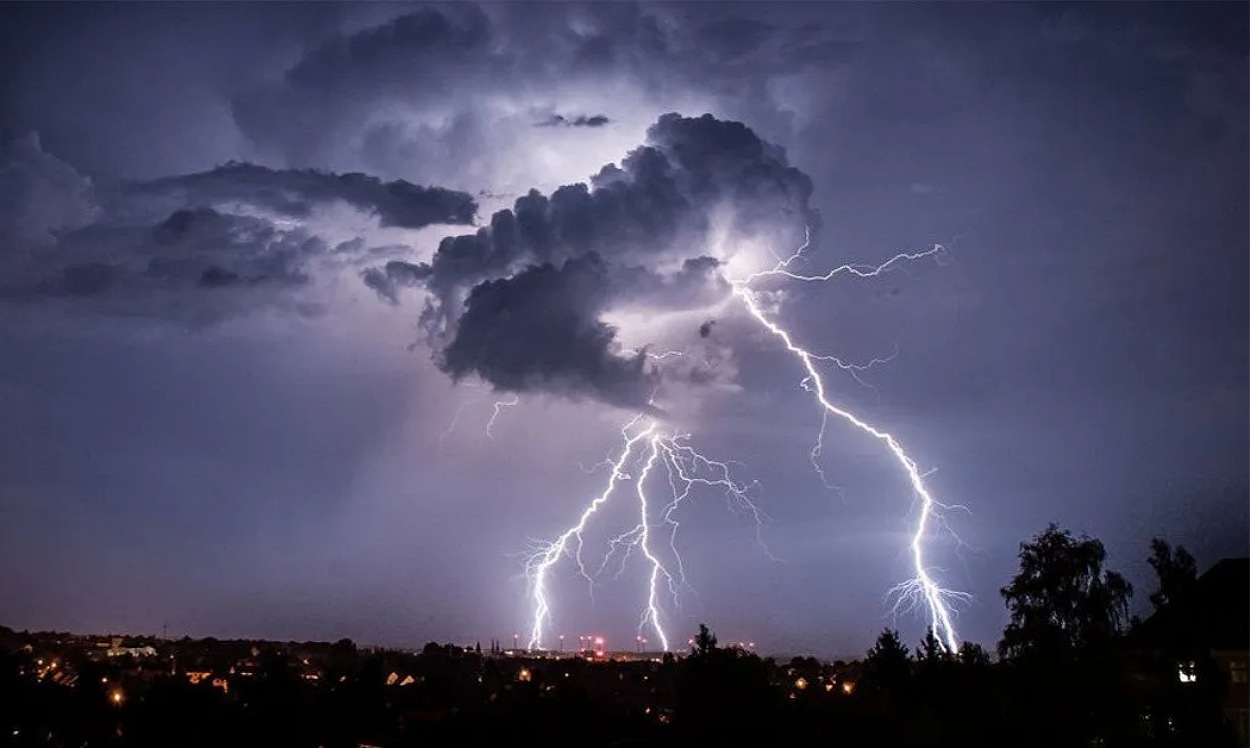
left=0, top=132, right=100, bottom=249
left=0, top=205, right=329, bottom=326
left=136, top=162, right=477, bottom=229
left=0, top=143, right=479, bottom=324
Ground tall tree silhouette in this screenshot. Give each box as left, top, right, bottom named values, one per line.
left=862, top=628, right=912, bottom=700
left=675, top=622, right=773, bottom=738
left=998, top=525, right=1134, bottom=747
left=1000, top=524, right=1132, bottom=660
left=1147, top=537, right=1197, bottom=612
left=691, top=623, right=717, bottom=657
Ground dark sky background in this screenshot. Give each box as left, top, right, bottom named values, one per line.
left=0, top=2, right=1245, bottom=658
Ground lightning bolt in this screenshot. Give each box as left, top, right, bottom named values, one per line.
left=437, top=393, right=483, bottom=457
left=522, top=225, right=968, bottom=654
left=730, top=230, right=969, bottom=652
left=525, top=416, right=653, bottom=650
left=525, top=416, right=768, bottom=652
left=486, top=394, right=519, bottom=440
left=632, top=438, right=670, bottom=652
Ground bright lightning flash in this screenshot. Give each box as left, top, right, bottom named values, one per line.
left=731, top=229, right=969, bottom=652
left=522, top=226, right=969, bottom=654
left=525, top=416, right=767, bottom=652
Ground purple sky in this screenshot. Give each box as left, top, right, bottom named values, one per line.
left=0, top=2, right=1245, bottom=658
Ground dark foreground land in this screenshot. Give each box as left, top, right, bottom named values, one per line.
left=3, top=530, right=1246, bottom=748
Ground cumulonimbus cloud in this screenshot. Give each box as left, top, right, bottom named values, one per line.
left=1, top=109, right=814, bottom=406
left=367, top=112, right=817, bottom=411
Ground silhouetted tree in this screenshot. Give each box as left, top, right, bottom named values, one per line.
left=675, top=622, right=773, bottom=738
left=998, top=525, right=1134, bottom=747
left=956, top=641, right=991, bottom=667
left=862, top=628, right=912, bottom=699
left=999, top=524, right=1132, bottom=660
left=1147, top=537, right=1197, bottom=612
left=915, top=629, right=948, bottom=668
left=691, top=623, right=716, bottom=656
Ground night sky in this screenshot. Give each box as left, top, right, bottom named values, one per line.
left=0, top=2, right=1245, bottom=658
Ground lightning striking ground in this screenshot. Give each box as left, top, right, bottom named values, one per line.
left=522, top=226, right=967, bottom=654
left=524, top=416, right=767, bottom=652
left=525, top=416, right=654, bottom=650
left=729, top=232, right=969, bottom=652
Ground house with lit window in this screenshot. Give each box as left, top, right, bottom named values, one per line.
left=1126, top=557, right=1249, bottom=746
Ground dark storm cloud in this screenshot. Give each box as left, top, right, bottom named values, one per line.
left=1, top=204, right=326, bottom=324
left=436, top=252, right=728, bottom=409
left=143, top=207, right=318, bottom=288
left=360, top=260, right=431, bottom=305
left=365, top=112, right=813, bottom=409
left=537, top=114, right=611, bottom=128
left=1, top=135, right=477, bottom=324
left=440, top=254, right=657, bottom=411
left=137, top=162, right=477, bottom=229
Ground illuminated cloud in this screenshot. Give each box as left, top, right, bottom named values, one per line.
left=366, top=112, right=815, bottom=409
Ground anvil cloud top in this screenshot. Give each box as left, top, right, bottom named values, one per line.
left=0, top=2, right=1244, bottom=655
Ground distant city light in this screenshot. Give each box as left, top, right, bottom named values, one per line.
left=1178, top=661, right=1198, bottom=683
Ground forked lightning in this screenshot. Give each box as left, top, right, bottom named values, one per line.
left=524, top=227, right=969, bottom=653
